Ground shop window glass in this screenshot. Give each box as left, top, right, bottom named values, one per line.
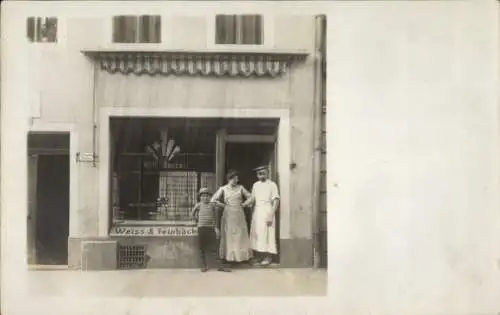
left=110, top=118, right=278, bottom=224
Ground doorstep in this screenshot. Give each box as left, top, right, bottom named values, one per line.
left=28, top=264, right=72, bottom=271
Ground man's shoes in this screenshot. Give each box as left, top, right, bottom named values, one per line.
left=217, top=267, right=232, bottom=272
left=260, top=257, right=272, bottom=266
left=201, top=266, right=208, bottom=272
left=250, top=258, right=261, bottom=267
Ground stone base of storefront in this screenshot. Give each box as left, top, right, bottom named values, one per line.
left=69, top=236, right=200, bottom=269
left=279, top=238, right=314, bottom=268
left=68, top=236, right=113, bottom=270
left=68, top=236, right=314, bottom=270
left=114, top=236, right=200, bottom=269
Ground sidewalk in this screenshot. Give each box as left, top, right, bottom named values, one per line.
left=26, top=268, right=327, bottom=297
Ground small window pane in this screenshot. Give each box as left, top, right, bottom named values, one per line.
left=124, top=16, right=138, bottom=43
left=112, top=16, right=125, bottom=43
left=215, top=14, right=262, bottom=45
left=26, top=16, right=58, bottom=43
left=114, top=15, right=161, bottom=44
left=27, top=17, right=35, bottom=42
left=240, top=15, right=262, bottom=45
left=139, top=15, right=161, bottom=43
left=215, top=15, right=237, bottom=45
left=155, top=16, right=161, bottom=42
left=44, top=17, right=58, bottom=43
left=35, top=17, right=42, bottom=42
left=113, top=15, right=138, bottom=43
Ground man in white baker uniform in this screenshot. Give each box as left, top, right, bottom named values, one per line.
left=249, top=165, right=280, bottom=266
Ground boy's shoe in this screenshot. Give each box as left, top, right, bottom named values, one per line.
left=217, top=267, right=232, bottom=272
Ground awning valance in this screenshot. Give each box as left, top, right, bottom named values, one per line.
left=81, top=50, right=309, bottom=78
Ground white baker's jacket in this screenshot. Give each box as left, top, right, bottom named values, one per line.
left=252, top=180, right=280, bottom=213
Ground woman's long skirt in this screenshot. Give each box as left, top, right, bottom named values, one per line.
left=219, top=205, right=253, bottom=262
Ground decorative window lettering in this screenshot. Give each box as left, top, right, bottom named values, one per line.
left=26, top=17, right=58, bottom=43
left=215, top=15, right=263, bottom=45
left=112, top=15, right=161, bottom=44
left=110, top=226, right=198, bottom=236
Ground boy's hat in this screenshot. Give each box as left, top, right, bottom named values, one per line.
left=253, top=165, right=268, bottom=172
left=198, top=187, right=212, bottom=196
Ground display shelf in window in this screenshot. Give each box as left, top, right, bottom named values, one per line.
left=113, top=151, right=216, bottom=222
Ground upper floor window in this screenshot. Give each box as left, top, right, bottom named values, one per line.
left=215, top=15, right=263, bottom=45
left=26, top=17, right=58, bottom=43
left=112, top=15, right=161, bottom=44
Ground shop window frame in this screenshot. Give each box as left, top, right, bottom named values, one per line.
left=99, top=108, right=291, bottom=238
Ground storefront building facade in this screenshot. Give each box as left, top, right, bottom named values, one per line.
left=24, top=11, right=327, bottom=269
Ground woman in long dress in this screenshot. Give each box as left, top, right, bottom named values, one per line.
left=211, top=170, right=253, bottom=263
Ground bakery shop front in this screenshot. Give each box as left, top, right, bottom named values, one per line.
left=68, top=49, right=322, bottom=269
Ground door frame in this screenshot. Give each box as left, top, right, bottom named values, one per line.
left=27, top=122, right=78, bottom=265
left=27, top=154, right=38, bottom=265
left=223, top=135, right=280, bottom=260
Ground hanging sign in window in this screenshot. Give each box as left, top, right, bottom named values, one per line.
left=110, top=226, right=198, bottom=237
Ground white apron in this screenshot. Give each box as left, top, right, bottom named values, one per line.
left=249, top=180, right=280, bottom=254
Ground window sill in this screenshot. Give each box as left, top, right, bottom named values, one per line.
left=112, top=220, right=195, bottom=227
left=92, top=43, right=164, bottom=52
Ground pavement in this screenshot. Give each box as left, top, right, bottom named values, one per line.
left=26, top=267, right=327, bottom=297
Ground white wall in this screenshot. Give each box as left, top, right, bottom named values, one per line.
left=1, top=1, right=500, bottom=315
left=328, top=1, right=500, bottom=314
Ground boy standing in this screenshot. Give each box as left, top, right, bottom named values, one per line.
left=249, top=166, right=280, bottom=267
left=192, top=188, right=231, bottom=272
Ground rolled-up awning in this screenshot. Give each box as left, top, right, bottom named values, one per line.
left=81, top=50, right=309, bottom=78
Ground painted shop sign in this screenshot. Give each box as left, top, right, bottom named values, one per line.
left=110, top=226, right=197, bottom=237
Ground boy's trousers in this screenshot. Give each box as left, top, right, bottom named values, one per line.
left=197, top=226, right=224, bottom=268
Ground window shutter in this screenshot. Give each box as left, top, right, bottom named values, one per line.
left=45, top=17, right=58, bottom=42
left=215, top=15, right=225, bottom=44
left=254, top=15, right=263, bottom=45
left=154, top=15, right=161, bottom=43
left=139, top=15, right=149, bottom=43
left=35, top=17, right=42, bottom=42
left=27, top=17, right=35, bottom=42
left=112, top=16, right=124, bottom=43
left=216, top=15, right=237, bottom=45
left=139, top=15, right=161, bottom=43
left=240, top=15, right=262, bottom=45
left=216, top=14, right=262, bottom=45
left=124, top=16, right=137, bottom=43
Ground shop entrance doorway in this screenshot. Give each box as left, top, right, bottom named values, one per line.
left=224, top=134, right=280, bottom=262
left=27, top=132, right=70, bottom=265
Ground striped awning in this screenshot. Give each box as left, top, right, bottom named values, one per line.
left=81, top=50, right=308, bottom=78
